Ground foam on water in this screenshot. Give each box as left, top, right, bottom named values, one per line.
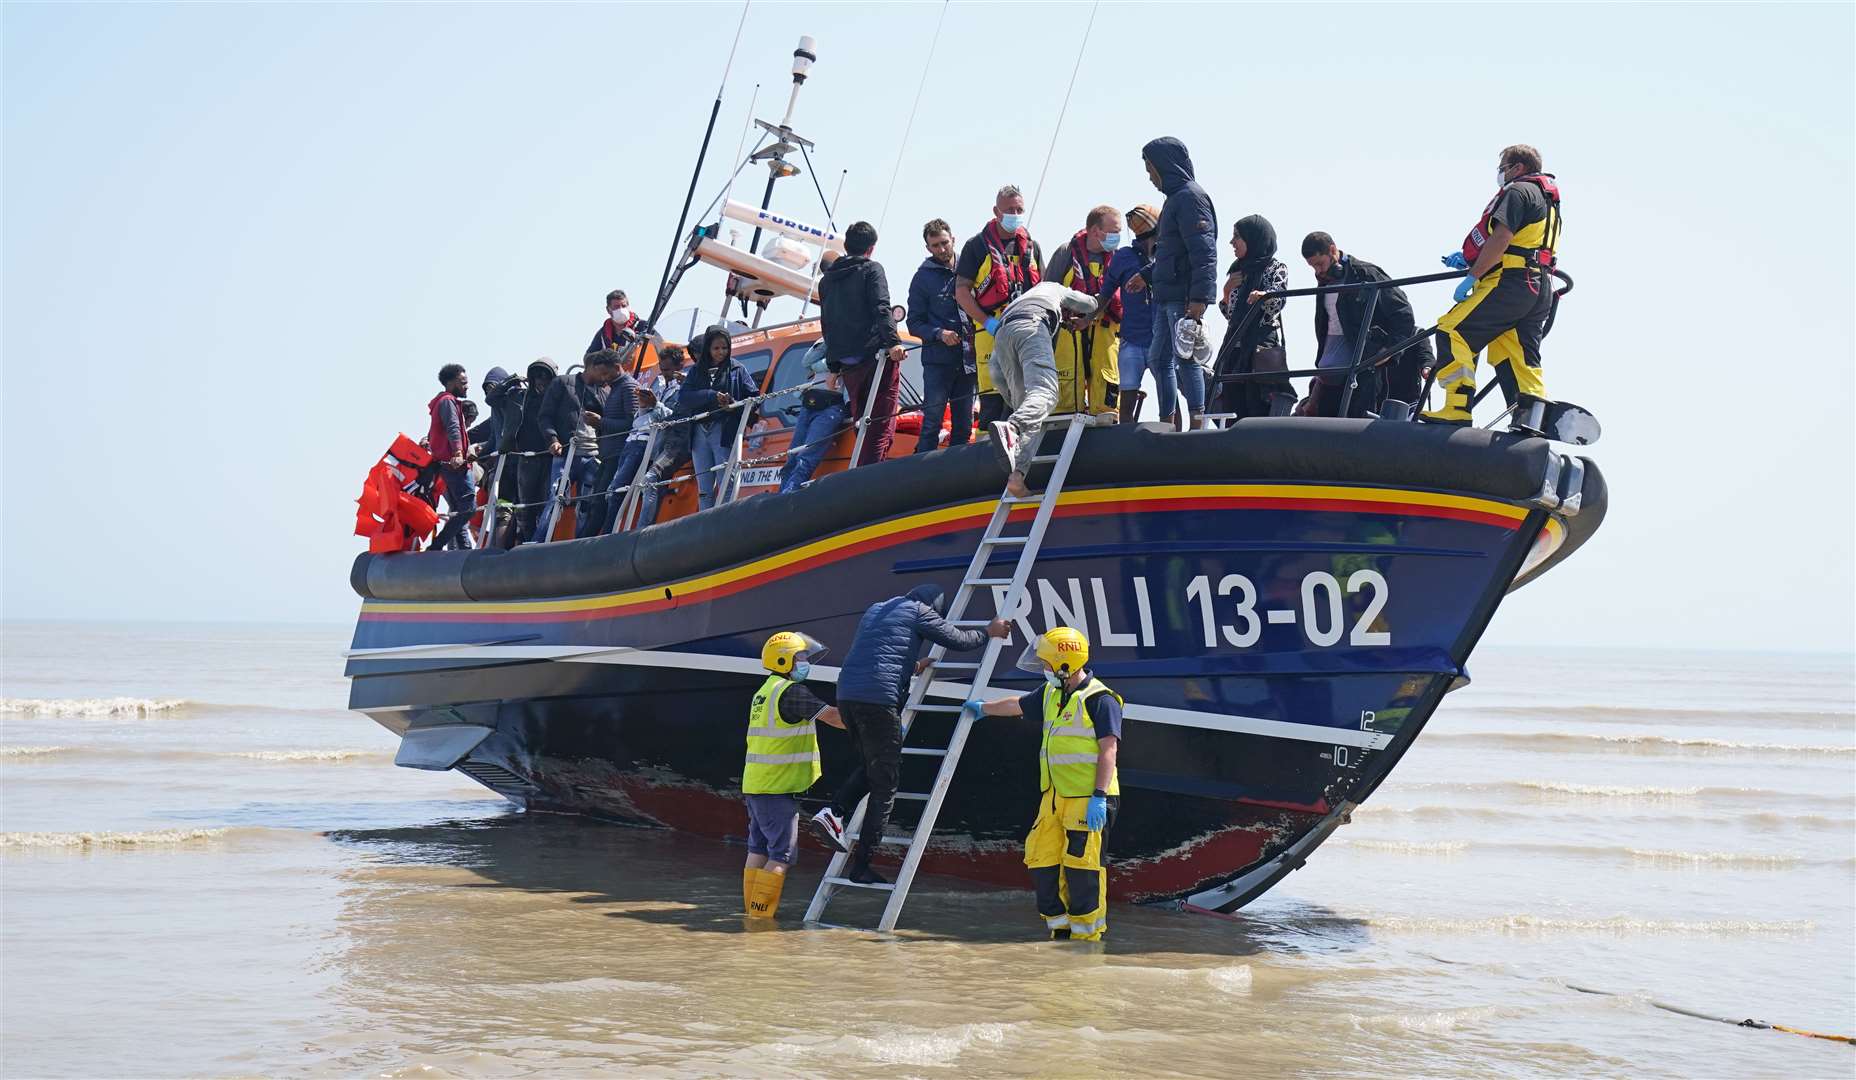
left=784, top=1022, right=1021, bottom=1067
left=0, top=745, right=73, bottom=758
left=1625, top=848, right=1806, bottom=868
left=1351, top=1002, right=1523, bottom=1035
left=1, top=697, right=189, bottom=719
left=1334, top=839, right=1472, bottom=855
left=1428, top=731, right=1855, bottom=755
left=1364, top=914, right=1817, bottom=936
left=0, top=827, right=238, bottom=850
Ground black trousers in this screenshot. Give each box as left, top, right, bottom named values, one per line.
left=828, top=700, right=904, bottom=865
left=976, top=391, right=1007, bottom=427
left=514, top=454, right=551, bottom=544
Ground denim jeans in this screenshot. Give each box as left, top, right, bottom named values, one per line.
left=691, top=421, right=728, bottom=510
left=586, top=439, right=649, bottom=535
left=531, top=453, right=598, bottom=543
left=431, top=463, right=477, bottom=549
left=1151, top=301, right=1206, bottom=419
left=779, top=400, right=846, bottom=492
left=914, top=363, right=975, bottom=453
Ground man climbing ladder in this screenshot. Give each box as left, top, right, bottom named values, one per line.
left=1424, top=143, right=1563, bottom=432
left=964, top=626, right=1122, bottom=941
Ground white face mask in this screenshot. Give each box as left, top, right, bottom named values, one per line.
left=1044, top=670, right=1063, bottom=689
left=610, top=306, right=630, bottom=323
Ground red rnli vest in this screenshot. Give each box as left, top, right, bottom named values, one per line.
left=1063, top=230, right=1124, bottom=324
left=972, top=220, right=1040, bottom=314
left=1461, top=173, right=1561, bottom=270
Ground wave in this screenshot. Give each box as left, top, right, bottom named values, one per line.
left=778, top=1023, right=1023, bottom=1068
left=1514, top=780, right=1702, bottom=797
left=0, top=827, right=240, bottom=850
left=1364, top=914, right=1815, bottom=936
left=1334, top=839, right=1470, bottom=855
left=0, top=745, right=73, bottom=758
left=1427, top=731, right=1855, bottom=755
left=1, top=697, right=189, bottom=719
left=1625, top=848, right=1805, bottom=868
left=1466, top=703, right=1855, bottom=729
left=1351, top=1003, right=1521, bottom=1034
left=227, top=749, right=387, bottom=763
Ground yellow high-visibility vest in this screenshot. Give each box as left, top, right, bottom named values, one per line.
left=742, top=674, right=820, bottom=795
left=1039, top=677, right=1120, bottom=797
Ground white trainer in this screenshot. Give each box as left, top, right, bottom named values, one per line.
left=810, top=807, right=849, bottom=853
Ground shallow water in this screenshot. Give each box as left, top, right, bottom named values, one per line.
left=2, top=623, right=1852, bottom=1077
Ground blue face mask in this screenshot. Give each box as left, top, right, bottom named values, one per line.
left=792, top=661, right=812, bottom=681
left=999, top=212, right=1026, bottom=233
left=1101, top=231, right=1123, bottom=251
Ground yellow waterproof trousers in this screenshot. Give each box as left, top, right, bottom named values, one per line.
left=1052, top=327, right=1121, bottom=418
left=1426, top=268, right=1552, bottom=422
left=1024, top=788, right=1111, bottom=940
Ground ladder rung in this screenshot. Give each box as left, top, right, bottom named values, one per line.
left=1028, top=455, right=1061, bottom=465
left=877, top=833, right=915, bottom=846
left=908, top=703, right=965, bottom=714
left=926, top=660, right=980, bottom=670
left=1000, top=494, right=1043, bottom=504
left=900, top=747, right=948, bottom=757
left=894, top=792, right=931, bottom=801
left=948, top=619, right=991, bottom=628
left=966, top=578, right=1015, bottom=587
left=824, top=876, right=897, bottom=891
left=982, top=535, right=1030, bottom=546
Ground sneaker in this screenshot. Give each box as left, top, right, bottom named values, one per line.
left=847, top=862, right=890, bottom=885
left=987, top=421, right=1017, bottom=474
left=810, top=808, right=849, bottom=853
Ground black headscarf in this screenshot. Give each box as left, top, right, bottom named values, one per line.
left=1232, top=214, right=1278, bottom=281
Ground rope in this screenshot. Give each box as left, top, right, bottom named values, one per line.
left=1026, top=0, right=1098, bottom=231
left=722, top=82, right=762, bottom=213
left=875, top=0, right=950, bottom=234
left=799, top=141, right=835, bottom=232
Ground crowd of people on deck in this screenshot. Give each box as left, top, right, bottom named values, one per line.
left=412, top=139, right=1561, bottom=548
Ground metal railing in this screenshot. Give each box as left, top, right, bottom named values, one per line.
left=1210, top=266, right=1573, bottom=419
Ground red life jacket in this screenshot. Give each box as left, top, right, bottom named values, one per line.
left=1061, top=231, right=1124, bottom=325
left=426, top=391, right=461, bottom=461
left=972, top=220, right=1040, bottom=314
left=599, top=312, right=637, bottom=350
left=1461, top=173, right=1562, bottom=270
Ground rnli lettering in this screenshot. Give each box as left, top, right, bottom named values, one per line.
left=985, top=571, right=1389, bottom=653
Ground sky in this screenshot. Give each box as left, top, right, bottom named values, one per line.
left=2, top=1, right=1853, bottom=654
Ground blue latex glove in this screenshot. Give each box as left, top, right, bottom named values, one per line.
left=961, top=699, right=985, bottom=722
left=1453, top=275, right=1476, bottom=302
left=1085, top=794, right=1108, bottom=831
left=1440, top=251, right=1469, bottom=270
left=983, top=316, right=1001, bottom=336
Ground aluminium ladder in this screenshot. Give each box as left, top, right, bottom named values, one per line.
left=804, top=412, right=1090, bottom=933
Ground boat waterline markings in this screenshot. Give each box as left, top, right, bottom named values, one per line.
left=345, top=645, right=1393, bottom=750
left=357, top=482, right=1529, bottom=620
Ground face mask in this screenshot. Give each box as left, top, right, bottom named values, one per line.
left=999, top=212, right=1026, bottom=233
left=610, top=306, right=630, bottom=323
left=1100, top=231, right=1122, bottom=251
left=1496, top=168, right=1509, bottom=188
left=792, top=661, right=812, bottom=681
left=1044, top=670, right=1063, bottom=689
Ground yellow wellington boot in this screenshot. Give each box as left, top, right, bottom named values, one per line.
left=743, top=868, right=758, bottom=914
left=747, top=869, right=786, bottom=919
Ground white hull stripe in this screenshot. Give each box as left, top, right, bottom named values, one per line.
left=347, top=644, right=1392, bottom=750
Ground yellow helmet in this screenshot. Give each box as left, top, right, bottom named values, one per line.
left=761, top=631, right=826, bottom=674
left=1017, top=626, right=1089, bottom=677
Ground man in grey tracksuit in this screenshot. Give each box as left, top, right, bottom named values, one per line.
left=985, top=281, right=1100, bottom=497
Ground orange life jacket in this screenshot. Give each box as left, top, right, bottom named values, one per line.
left=355, top=437, right=439, bottom=553
left=972, top=220, right=1040, bottom=314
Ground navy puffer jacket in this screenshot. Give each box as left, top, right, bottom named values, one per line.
left=836, top=584, right=990, bottom=708
left=1141, top=137, right=1220, bottom=306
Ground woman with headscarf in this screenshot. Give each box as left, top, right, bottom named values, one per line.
left=1211, top=215, right=1294, bottom=419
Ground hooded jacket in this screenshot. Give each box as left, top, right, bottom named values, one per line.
left=678, top=327, right=758, bottom=443
left=818, top=253, right=901, bottom=366
left=905, top=256, right=968, bottom=369
left=512, top=359, right=561, bottom=453
left=1140, top=137, right=1219, bottom=306
left=836, top=583, right=991, bottom=708
left=539, top=368, right=603, bottom=458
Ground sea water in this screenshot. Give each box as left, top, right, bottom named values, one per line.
left=2, top=622, right=1851, bottom=1078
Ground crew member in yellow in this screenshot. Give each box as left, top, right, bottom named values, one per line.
left=961, top=627, right=1122, bottom=941
left=742, top=631, right=843, bottom=919
left=954, top=184, right=1044, bottom=433
left=1042, top=206, right=1125, bottom=424
left=1423, top=144, right=1563, bottom=432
